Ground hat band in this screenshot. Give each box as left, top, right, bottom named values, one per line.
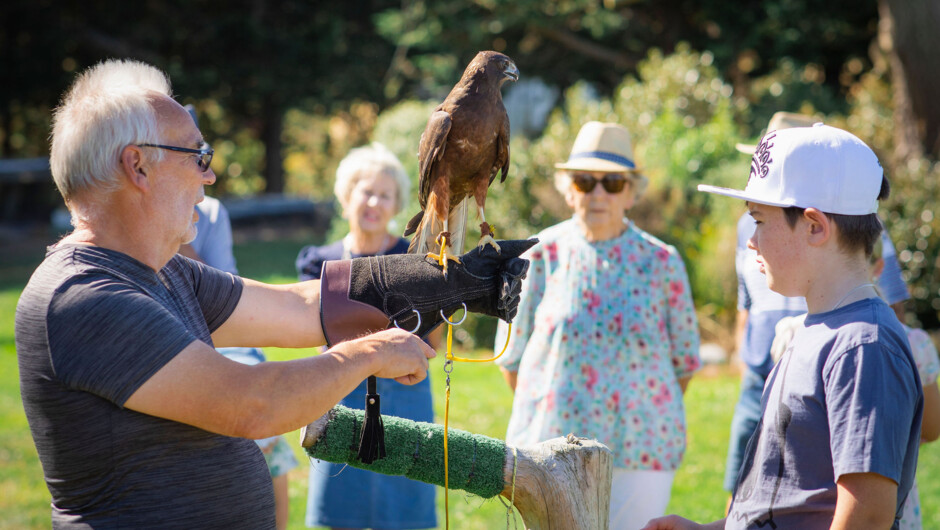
left=567, top=150, right=635, bottom=169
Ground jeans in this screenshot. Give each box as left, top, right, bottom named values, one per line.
left=723, top=367, right=767, bottom=491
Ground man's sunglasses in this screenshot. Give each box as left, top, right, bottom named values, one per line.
left=137, top=143, right=214, bottom=172
left=571, top=172, right=629, bottom=194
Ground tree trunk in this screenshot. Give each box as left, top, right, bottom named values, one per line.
left=1, top=107, right=10, bottom=157
left=262, top=101, right=285, bottom=193
left=879, top=0, right=940, bottom=160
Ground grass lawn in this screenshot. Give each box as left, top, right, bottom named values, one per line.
left=2, top=237, right=939, bottom=528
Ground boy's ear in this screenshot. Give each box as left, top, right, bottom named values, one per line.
left=803, top=208, right=831, bottom=247
left=120, top=145, right=150, bottom=192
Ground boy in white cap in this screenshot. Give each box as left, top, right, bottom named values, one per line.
left=643, top=124, right=923, bottom=529
left=721, top=112, right=912, bottom=510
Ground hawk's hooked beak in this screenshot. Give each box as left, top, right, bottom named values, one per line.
left=503, top=62, right=519, bottom=82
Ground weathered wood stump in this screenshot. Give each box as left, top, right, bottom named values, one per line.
left=505, top=434, right=612, bottom=529
left=301, top=406, right=612, bottom=530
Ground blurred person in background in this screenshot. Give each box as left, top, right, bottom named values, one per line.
left=296, top=143, right=437, bottom=530
left=494, top=121, right=701, bottom=529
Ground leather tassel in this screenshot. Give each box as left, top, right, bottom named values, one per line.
left=357, top=376, right=387, bottom=463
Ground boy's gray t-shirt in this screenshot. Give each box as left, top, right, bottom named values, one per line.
left=15, top=244, right=275, bottom=528
left=727, top=298, right=922, bottom=530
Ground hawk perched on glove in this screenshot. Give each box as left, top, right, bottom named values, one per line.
left=403, top=51, right=519, bottom=276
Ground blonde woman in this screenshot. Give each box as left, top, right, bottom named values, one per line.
left=296, top=143, right=437, bottom=530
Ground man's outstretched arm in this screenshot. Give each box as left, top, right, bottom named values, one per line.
left=211, top=278, right=326, bottom=349
left=125, top=328, right=435, bottom=438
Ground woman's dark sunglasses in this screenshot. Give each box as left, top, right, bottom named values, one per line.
left=571, top=172, right=628, bottom=194
left=137, top=143, right=214, bottom=172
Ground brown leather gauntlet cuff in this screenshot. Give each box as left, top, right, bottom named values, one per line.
left=319, top=260, right=390, bottom=347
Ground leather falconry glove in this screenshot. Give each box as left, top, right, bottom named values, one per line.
left=319, top=238, right=535, bottom=464
left=319, top=238, right=537, bottom=347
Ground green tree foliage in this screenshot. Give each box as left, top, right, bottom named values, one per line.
left=0, top=1, right=883, bottom=189
left=885, top=161, right=940, bottom=328
left=1, top=0, right=401, bottom=191
left=374, top=0, right=878, bottom=112
left=834, top=72, right=940, bottom=328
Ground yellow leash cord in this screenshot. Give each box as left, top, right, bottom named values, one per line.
left=442, top=320, right=512, bottom=530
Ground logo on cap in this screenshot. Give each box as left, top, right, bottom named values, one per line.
left=749, top=132, right=776, bottom=183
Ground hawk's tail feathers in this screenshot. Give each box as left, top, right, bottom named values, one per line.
left=403, top=210, right=424, bottom=237
left=407, top=208, right=436, bottom=255
left=406, top=197, right=470, bottom=256
left=447, top=197, right=471, bottom=256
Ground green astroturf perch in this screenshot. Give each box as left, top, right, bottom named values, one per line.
left=303, top=404, right=506, bottom=498
left=301, top=405, right=615, bottom=529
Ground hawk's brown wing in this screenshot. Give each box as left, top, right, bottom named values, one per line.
left=492, top=109, right=510, bottom=185
left=416, top=109, right=452, bottom=211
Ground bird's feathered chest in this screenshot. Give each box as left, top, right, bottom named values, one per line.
left=405, top=51, right=516, bottom=256
left=436, top=89, right=506, bottom=178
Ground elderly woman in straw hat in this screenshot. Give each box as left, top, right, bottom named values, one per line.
left=296, top=143, right=438, bottom=530
left=494, top=121, right=701, bottom=529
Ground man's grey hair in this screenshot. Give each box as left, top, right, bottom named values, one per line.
left=50, top=59, right=172, bottom=203
left=333, top=142, right=410, bottom=215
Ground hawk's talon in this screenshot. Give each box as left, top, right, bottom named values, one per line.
left=435, top=231, right=452, bottom=247
left=478, top=222, right=501, bottom=253
left=478, top=234, right=501, bottom=253
left=427, top=231, right=461, bottom=277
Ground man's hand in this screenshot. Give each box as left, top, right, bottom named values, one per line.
left=331, top=328, right=436, bottom=385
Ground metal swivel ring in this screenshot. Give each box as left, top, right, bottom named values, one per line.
left=393, top=309, right=422, bottom=334
left=440, top=302, right=468, bottom=326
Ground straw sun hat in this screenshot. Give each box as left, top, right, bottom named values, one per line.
left=735, top=111, right=820, bottom=154
left=555, top=121, right=648, bottom=191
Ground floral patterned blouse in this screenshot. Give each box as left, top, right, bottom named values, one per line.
left=495, top=218, right=701, bottom=471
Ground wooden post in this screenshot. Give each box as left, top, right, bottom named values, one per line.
left=503, top=434, right=612, bottom=530
left=301, top=413, right=612, bottom=530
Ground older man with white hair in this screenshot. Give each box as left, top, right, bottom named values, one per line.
left=16, top=59, right=533, bottom=527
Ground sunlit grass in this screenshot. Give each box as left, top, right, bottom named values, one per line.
left=3, top=238, right=939, bottom=528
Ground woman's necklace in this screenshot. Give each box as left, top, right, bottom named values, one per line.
left=830, top=282, right=876, bottom=311
left=342, top=233, right=392, bottom=260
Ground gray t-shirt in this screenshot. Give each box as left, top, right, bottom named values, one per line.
left=727, top=298, right=922, bottom=530
left=15, top=244, right=275, bottom=528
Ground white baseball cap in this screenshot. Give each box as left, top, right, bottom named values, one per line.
left=698, top=123, right=883, bottom=215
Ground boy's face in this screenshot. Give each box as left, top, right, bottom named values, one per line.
left=747, top=202, right=808, bottom=297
